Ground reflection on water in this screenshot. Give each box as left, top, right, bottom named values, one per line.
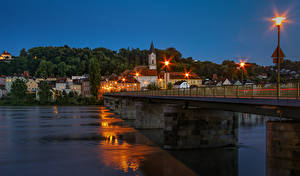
left=0, top=106, right=196, bottom=176
left=0, top=106, right=296, bottom=176
left=97, top=108, right=144, bottom=173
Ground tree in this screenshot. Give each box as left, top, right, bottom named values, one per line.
left=57, top=62, right=68, bottom=77
left=35, top=60, right=48, bottom=77
left=167, top=82, right=173, bottom=90
left=20, top=48, right=28, bottom=57
left=11, top=79, right=27, bottom=103
left=146, top=82, right=160, bottom=90
left=38, top=81, right=52, bottom=104
left=89, top=57, right=101, bottom=97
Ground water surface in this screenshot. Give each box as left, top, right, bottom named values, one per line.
left=0, top=106, right=279, bottom=176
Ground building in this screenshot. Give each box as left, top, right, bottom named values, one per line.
left=148, top=42, right=157, bottom=70
left=131, top=42, right=158, bottom=89
left=174, top=80, right=190, bottom=89
left=0, top=51, right=12, bottom=61
left=222, top=79, right=232, bottom=86
left=26, top=79, right=39, bottom=93
left=81, top=79, right=91, bottom=97
left=71, top=75, right=88, bottom=80
left=117, top=77, right=140, bottom=92
left=0, top=85, right=6, bottom=98
left=158, top=72, right=202, bottom=88
left=5, top=77, right=27, bottom=93
left=100, top=76, right=140, bottom=94
left=55, top=78, right=67, bottom=92
left=70, top=79, right=82, bottom=95
left=70, top=84, right=81, bottom=95
left=234, top=80, right=242, bottom=86
left=0, top=76, right=6, bottom=86
left=133, top=66, right=157, bottom=89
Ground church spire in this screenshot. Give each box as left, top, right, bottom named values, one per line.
left=148, top=42, right=157, bottom=70
left=149, top=41, right=155, bottom=53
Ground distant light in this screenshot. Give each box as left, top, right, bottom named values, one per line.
left=240, top=62, right=245, bottom=68
left=165, top=61, right=169, bottom=66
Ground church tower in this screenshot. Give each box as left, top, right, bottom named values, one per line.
left=148, top=42, right=157, bottom=70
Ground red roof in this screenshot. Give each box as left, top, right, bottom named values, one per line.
left=117, top=77, right=140, bottom=84
left=2, top=51, right=11, bottom=56
left=163, top=72, right=201, bottom=79
left=139, top=69, right=157, bottom=76
left=133, top=66, right=157, bottom=76
left=108, top=73, right=119, bottom=81
left=56, top=78, right=67, bottom=83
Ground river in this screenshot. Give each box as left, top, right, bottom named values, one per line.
left=0, top=106, right=282, bottom=176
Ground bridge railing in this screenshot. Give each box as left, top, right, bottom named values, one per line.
left=104, top=82, right=300, bottom=99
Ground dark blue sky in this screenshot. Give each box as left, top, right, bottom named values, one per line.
left=1, top=0, right=299, bottom=65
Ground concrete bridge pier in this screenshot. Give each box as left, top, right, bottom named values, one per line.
left=163, top=105, right=238, bottom=149
left=135, top=101, right=165, bottom=129
left=120, top=98, right=137, bottom=120
left=104, top=97, right=238, bottom=149
left=267, top=121, right=300, bottom=176
left=103, top=96, right=121, bottom=114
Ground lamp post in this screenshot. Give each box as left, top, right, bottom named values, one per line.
left=135, top=72, right=139, bottom=91
left=164, top=60, right=169, bottom=89
left=239, top=62, right=245, bottom=85
left=272, top=16, right=286, bottom=98
left=185, top=72, right=190, bottom=85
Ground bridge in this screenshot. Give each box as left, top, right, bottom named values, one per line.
left=104, top=82, right=300, bottom=119
left=103, top=82, right=300, bottom=171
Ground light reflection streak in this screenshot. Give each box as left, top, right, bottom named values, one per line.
left=97, top=107, right=159, bottom=173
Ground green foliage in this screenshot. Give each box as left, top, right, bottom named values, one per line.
left=0, top=46, right=131, bottom=77
left=38, top=81, right=52, bottom=104
left=167, top=82, right=173, bottom=90
left=11, top=79, right=27, bottom=103
left=0, top=46, right=300, bottom=85
left=89, top=57, right=101, bottom=97
left=146, top=82, right=160, bottom=90
left=54, top=90, right=101, bottom=105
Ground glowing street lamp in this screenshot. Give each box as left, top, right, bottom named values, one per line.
left=240, top=62, right=245, bottom=68
left=272, top=15, right=287, bottom=98
left=272, top=16, right=286, bottom=26
left=163, top=60, right=171, bottom=89
left=239, top=61, right=245, bottom=85
left=164, top=61, right=169, bottom=66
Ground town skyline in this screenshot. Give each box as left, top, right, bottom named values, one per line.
left=2, top=0, right=300, bottom=65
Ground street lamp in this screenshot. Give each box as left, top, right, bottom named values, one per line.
left=239, top=61, right=245, bottom=85
left=164, top=60, right=170, bottom=89
left=272, top=15, right=286, bottom=98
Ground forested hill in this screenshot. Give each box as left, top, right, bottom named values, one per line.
left=0, top=45, right=299, bottom=82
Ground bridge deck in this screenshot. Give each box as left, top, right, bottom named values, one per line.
left=105, top=94, right=300, bottom=108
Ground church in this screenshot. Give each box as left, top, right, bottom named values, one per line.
left=131, top=42, right=158, bottom=89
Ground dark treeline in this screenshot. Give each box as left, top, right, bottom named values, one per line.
left=0, top=45, right=299, bottom=83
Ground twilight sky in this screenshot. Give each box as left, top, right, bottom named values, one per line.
left=1, top=0, right=299, bottom=65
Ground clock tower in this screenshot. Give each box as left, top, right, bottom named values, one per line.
left=148, top=42, right=157, bottom=70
